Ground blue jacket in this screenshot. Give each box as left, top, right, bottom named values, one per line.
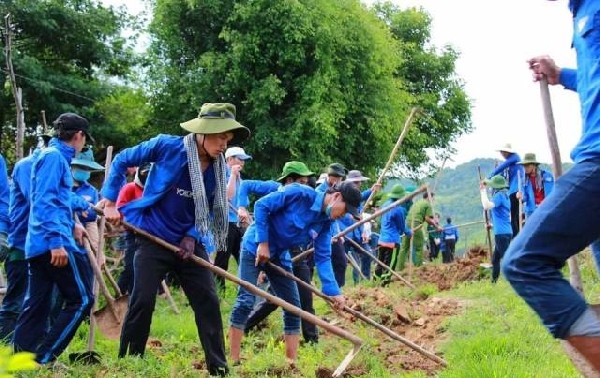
left=521, top=169, right=554, bottom=217
left=8, top=151, right=37, bottom=251
left=0, top=154, right=9, bottom=235
left=101, top=134, right=210, bottom=244
left=378, top=199, right=412, bottom=244
left=560, top=0, right=600, bottom=163
left=490, top=190, right=512, bottom=236
left=238, top=179, right=281, bottom=208
left=443, top=223, right=459, bottom=241
left=488, top=153, right=524, bottom=195
left=26, top=139, right=83, bottom=258
left=72, top=182, right=99, bottom=223
left=242, top=184, right=341, bottom=296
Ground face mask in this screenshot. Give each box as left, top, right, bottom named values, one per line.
left=325, top=199, right=338, bottom=219
left=73, top=169, right=90, bottom=182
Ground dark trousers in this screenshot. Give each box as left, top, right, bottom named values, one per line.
left=119, top=237, right=227, bottom=376
left=331, top=241, right=347, bottom=288
left=0, top=257, right=28, bottom=341
left=13, top=252, right=94, bottom=364
left=117, top=231, right=137, bottom=295
left=509, top=192, right=520, bottom=237
left=428, top=236, right=440, bottom=261
left=443, top=239, right=456, bottom=263
left=213, top=222, right=242, bottom=292
left=492, top=234, right=511, bottom=282
left=374, top=246, right=396, bottom=282
left=244, top=256, right=318, bottom=343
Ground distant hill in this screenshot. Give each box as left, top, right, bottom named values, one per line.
left=382, top=158, right=572, bottom=253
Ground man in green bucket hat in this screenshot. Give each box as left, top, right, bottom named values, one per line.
left=480, top=175, right=512, bottom=283
left=517, top=153, right=554, bottom=218
left=100, top=102, right=250, bottom=376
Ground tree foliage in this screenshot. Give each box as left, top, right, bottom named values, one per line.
left=148, top=0, right=470, bottom=179
left=0, top=0, right=140, bottom=164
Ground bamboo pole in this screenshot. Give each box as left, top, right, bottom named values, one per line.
left=363, top=107, right=419, bottom=212
left=266, top=262, right=447, bottom=366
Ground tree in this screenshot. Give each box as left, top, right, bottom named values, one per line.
left=148, top=0, right=472, bottom=179
left=0, top=0, right=140, bottom=164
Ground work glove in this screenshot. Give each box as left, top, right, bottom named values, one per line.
left=0, top=232, right=8, bottom=262
left=177, top=236, right=196, bottom=261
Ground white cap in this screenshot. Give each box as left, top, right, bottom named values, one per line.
left=316, top=173, right=328, bottom=185
left=225, top=147, right=252, bottom=160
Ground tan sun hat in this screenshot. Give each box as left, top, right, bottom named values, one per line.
left=497, top=143, right=516, bottom=154
left=180, top=103, right=250, bottom=145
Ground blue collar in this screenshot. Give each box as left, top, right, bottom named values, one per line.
left=311, top=190, right=326, bottom=214
left=48, top=138, right=76, bottom=163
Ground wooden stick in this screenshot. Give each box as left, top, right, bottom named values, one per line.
left=477, top=166, right=494, bottom=262
left=517, top=170, right=523, bottom=232
left=426, top=220, right=485, bottom=234
left=540, top=79, right=583, bottom=294
left=363, top=107, right=419, bottom=212
left=266, top=262, right=447, bottom=366
left=293, top=185, right=428, bottom=264
left=346, top=238, right=415, bottom=289
left=345, top=249, right=367, bottom=281
left=92, top=206, right=362, bottom=373
left=160, top=280, right=180, bottom=314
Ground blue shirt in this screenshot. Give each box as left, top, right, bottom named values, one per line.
left=8, top=152, right=37, bottom=251
left=26, top=138, right=83, bottom=258
left=378, top=199, right=411, bottom=244
left=101, top=134, right=218, bottom=246
left=488, top=153, right=524, bottom=195
left=559, top=0, right=600, bottom=163
left=238, top=179, right=281, bottom=208
left=72, top=182, right=99, bottom=223
left=242, top=184, right=340, bottom=296
left=0, top=154, right=9, bottom=235
left=443, top=223, right=459, bottom=241
left=336, top=188, right=372, bottom=242
left=521, top=169, right=554, bottom=217
left=490, top=190, right=512, bottom=236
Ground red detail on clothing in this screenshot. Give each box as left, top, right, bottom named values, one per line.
left=116, top=182, right=143, bottom=208
left=528, top=174, right=545, bottom=205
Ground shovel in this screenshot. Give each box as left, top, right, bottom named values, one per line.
left=84, top=239, right=128, bottom=340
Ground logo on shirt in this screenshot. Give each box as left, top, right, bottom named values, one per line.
left=177, top=188, right=195, bottom=198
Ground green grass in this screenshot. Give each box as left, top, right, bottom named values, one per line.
left=15, top=250, right=600, bottom=377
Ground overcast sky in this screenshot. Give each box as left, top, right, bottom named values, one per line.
left=103, top=0, right=578, bottom=167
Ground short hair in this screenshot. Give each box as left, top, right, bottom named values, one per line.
left=423, top=192, right=434, bottom=199
left=55, top=128, right=81, bottom=142
left=447, top=217, right=452, bottom=224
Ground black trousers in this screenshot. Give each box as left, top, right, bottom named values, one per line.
left=428, top=236, right=440, bottom=261
left=119, top=237, right=228, bottom=376
left=492, top=234, right=512, bottom=283
left=509, top=192, right=520, bottom=237
left=244, top=251, right=318, bottom=343
left=443, top=239, right=456, bottom=263
left=374, top=246, right=393, bottom=279
left=213, top=222, right=242, bottom=292
left=331, top=241, right=347, bottom=288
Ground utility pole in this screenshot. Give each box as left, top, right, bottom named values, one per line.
left=4, top=13, right=25, bottom=160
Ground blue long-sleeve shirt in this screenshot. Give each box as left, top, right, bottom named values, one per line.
left=26, top=138, right=83, bottom=258
left=443, top=223, right=459, bottom=241
left=336, top=188, right=372, bottom=242
left=237, top=179, right=281, bottom=208
left=558, top=0, right=600, bottom=163
left=490, top=190, right=512, bottom=236
left=100, top=134, right=213, bottom=246
left=488, top=153, right=524, bottom=195
left=378, top=199, right=412, bottom=244
left=72, top=182, right=99, bottom=223
left=242, top=183, right=341, bottom=296
left=521, top=169, right=555, bottom=217
left=0, top=154, right=9, bottom=235
left=8, top=151, right=37, bottom=251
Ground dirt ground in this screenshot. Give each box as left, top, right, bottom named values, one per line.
left=318, top=246, right=489, bottom=377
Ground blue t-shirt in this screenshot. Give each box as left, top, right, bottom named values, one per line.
left=142, top=163, right=216, bottom=244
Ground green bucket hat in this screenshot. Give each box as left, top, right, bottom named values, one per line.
left=180, top=103, right=251, bottom=145
left=518, top=153, right=540, bottom=165
left=387, top=184, right=406, bottom=200
left=484, top=175, right=508, bottom=189
left=277, top=161, right=315, bottom=183
left=71, top=147, right=105, bottom=172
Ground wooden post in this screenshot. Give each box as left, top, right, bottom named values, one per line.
left=4, top=14, right=26, bottom=160
left=539, top=79, right=583, bottom=293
